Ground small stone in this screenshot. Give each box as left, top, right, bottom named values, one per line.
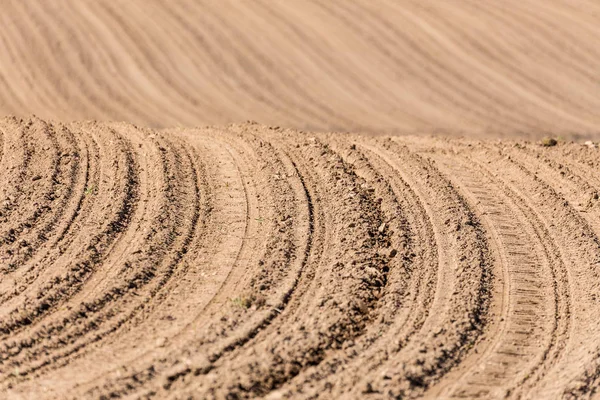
left=363, top=382, right=375, bottom=393
left=541, top=137, right=557, bottom=147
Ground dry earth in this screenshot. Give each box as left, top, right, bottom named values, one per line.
left=1, top=1, right=600, bottom=400
left=1, top=1, right=600, bottom=137
left=1, top=118, right=600, bottom=399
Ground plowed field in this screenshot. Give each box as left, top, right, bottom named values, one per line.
left=1, top=119, right=600, bottom=399
left=1, top=1, right=600, bottom=399
left=1, top=1, right=600, bottom=137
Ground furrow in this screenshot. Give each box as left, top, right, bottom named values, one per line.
left=170, top=134, right=393, bottom=399
left=423, top=149, right=570, bottom=399
left=452, top=143, right=600, bottom=399
left=58, top=126, right=312, bottom=399
left=314, top=0, right=511, bottom=132
left=0, top=126, right=140, bottom=339
left=263, top=134, right=439, bottom=398
left=185, top=2, right=343, bottom=129
left=0, top=120, right=81, bottom=274
left=0, top=131, right=202, bottom=386
left=0, top=123, right=99, bottom=306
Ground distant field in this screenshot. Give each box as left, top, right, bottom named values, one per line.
left=0, top=1, right=599, bottom=137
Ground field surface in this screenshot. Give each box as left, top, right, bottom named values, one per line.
left=1, top=1, right=600, bottom=137
left=2, top=119, right=600, bottom=399
left=1, top=1, right=600, bottom=400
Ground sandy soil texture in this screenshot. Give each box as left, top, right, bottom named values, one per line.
left=2, top=1, right=600, bottom=399
left=0, top=118, right=599, bottom=399
left=0, top=1, right=600, bottom=138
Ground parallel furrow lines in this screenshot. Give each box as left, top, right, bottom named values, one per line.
left=1, top=121, right=600, bottom=399
left=3, top=2, right=599, bottom=135
left=427, top=151, right=570, bottom=399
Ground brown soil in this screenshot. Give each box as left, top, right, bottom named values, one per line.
left=2, top=2, right=600, bottom=399
left=1, top=1, right=600, bottom=139
left=0, top=118, right=599, bottom=399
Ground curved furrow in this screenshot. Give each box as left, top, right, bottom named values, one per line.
left=0, top=118, right=37, bottom=225
left=153, top=127, right=320, bottom=396
left=430, top=2, right=600, bottom=125
left=0, top=126, right=140, bottom=339
left=0, top=118, right=60, bottom=260
left=0, top=118, right=29, bottom=220
left=191, top=134, right=404, bottom=399
left=260, top=134, right=439, bottom=399
left=185, top=2, right=347, bottom=130
left=0, top=119, right=600, bottom=398
left=452, top=143, right=600, bottom=399
left=0, top=120, right=4, bottom=165
left=494, top=143, right=600, bottom=398
left=420, top=148, right=570, bottom=399
left=69, top=130, right=384, bottom=393
left=0, top=132, right=204, bottom=389
left=153, top=127, right=321, bottom=398
left=0, top=119, right=10, bottom=176
left=0, top=120, right=82, bottom=275
left=0, top=123, right=98, bottom=306
left=169, top=134, right=395, bottom=399
left=39, top=128, right=250, bottom=399
left=352, top=140, right=440, bottom=349
left=61, top=125, right=313, bottom=399
left=505, top=143, right=600, bottom=228
left=303, top=138, right=493, bottom=399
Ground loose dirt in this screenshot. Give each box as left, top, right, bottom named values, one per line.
left=0, top=118, right=599, bottom=399
left=2, top=1, right=600, bottom=399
